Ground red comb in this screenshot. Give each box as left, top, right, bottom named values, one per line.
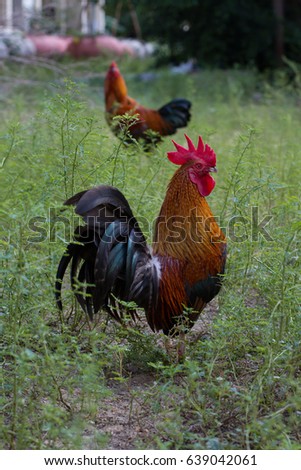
left=108, top=62, right=120, bottom=77
left=167, top=134, right=216, bottom=167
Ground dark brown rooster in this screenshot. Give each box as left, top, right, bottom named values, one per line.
left=104, top=62, right=191, bottom=142
left=55, top=135, right=226, bottom=339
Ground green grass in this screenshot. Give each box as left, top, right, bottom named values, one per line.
left=0, top=57, right=300, bottom=450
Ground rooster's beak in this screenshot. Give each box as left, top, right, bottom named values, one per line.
left=209, top=167, right=217, bottom=173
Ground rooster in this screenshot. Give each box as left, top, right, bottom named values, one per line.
left=104, top=62, right=191, bottom=142
left=55, top=134, right=226, bottom=341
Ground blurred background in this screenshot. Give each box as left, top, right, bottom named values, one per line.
left=0, top=0, right=300, bottom=70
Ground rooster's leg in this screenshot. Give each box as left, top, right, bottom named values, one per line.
left=164, top=332, right=186, bottom=362
left=177, top=331, right=186, bottom=362
left=164, top=335, right=173, bottom=359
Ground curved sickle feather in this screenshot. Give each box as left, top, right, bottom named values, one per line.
left=55, top=185, right=160, bottom=325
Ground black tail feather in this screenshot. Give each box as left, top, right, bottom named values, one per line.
left=158, top=98, right=191, bottom=132
left=55, top=185, right=159, bottom=324
left=55, top=248, right=72, bottom=311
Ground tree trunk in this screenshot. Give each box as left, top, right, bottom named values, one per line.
left=273, top=0, right=284, bottom=66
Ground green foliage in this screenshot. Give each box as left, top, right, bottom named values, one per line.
left=0, top=59, right=300, bottom=450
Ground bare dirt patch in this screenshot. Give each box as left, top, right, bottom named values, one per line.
left=81, top=300, right=220, bottom=450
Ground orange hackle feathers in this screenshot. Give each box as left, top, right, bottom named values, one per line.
left=151, top=146, right=226, bottom=332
